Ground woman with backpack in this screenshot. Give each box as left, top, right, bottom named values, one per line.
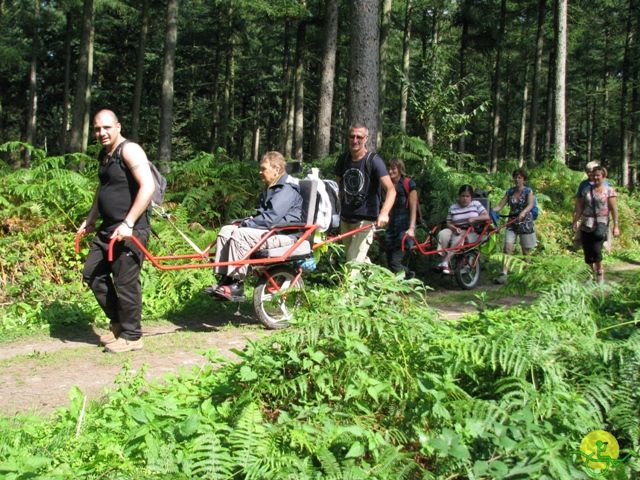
left=572, top=165, right=619, bottom=284
left=492, top=168, right=537, bottom=285
left=385, top=159, right=418, bottom=279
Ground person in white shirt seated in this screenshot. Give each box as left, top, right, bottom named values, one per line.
left=436, top=184, right=490, bottom=274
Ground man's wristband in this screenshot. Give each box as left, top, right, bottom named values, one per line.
left=123, top=219, right=134, bottom=228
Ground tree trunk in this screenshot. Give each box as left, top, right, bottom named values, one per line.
left=280, top=24, right=293, bottom=156
left=543, top=45, right=554, bottom=159
left=632, top=3, right=640, bottom=190
left=348, top=0, right=380, bottom=150
left=61, top=11, right=73, bottom=153
left=131, top=0, right=149, bottom=141
left=399, top=0, right=412, bottom=133
left=68, top=0, right=94, bottom=153
left=586, top=80, right=595, bottom=163
left=528, top=0, right=545, bottom=164
left=620, top=0, right=635, bottom=188
left=490, top=0, right=506, bottom=173
left=600, top=31, right=611, bottom=164
left=158, top=0, right=178, bottom=170
left=426, top=8, right=439, bottom=148
left=518, top=63, right=529, bottom=167
left=457, top=0, right=470, bottom=155
left=209, top=47, right=221, bottom=152
left=552, top=0, right=567, bottom=163
left=23, top=0, right=40, bottom=167
left=81, top=23, right=94, bottom=152
left=377, top=0, right=392, bottom=147
left=293, top=20, right=306, bottom=162
left=312, top=0, right=338, bottom=159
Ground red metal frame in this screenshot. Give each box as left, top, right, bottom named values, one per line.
left=400, top=215, right=520, bottom=258
left=74, top=222, right=375, bottom=272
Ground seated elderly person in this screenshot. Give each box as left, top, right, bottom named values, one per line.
left=206, top=151, right=303, bottom=301
left=435, top=184, right=490, bottom=275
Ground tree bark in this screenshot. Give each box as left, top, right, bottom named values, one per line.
left=632, top=2, right=640, bottom=189
left=490, top=0, right=506, bottom=173
left=68, top=0, right=94, bottom=153
left=131, top=0, right=149, bottom=141
left=528, top=0, right=545, bottom=164
left=518, top=63, right=529, bottom=167
left=378, top=0, right=392, bottom=147
left=312, top=0, right=338, bottom=159
left=293, top=20, right=306, bottom=162
left=61, top=11, right=73, bottom=153
left=552, top=0, right=567, bottom=163
left=457, top=0, right=470, bottom=155
left=620, top=0, right=635, bottom=188
left=158, top=0, right=178, bottom=170
left=426, top=7, right=439, bottom=148
left=348, top=0, right=380, bottom=150
left=279, top=24, right=293, bottom=156
left=23, top=0, right=40, bottom=167
left=399, top=0, right=412, bottom=133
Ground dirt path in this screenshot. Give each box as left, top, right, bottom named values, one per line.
left=0, top=310, right=270, bottom=417
left=1, top=263, right=636, bottom=417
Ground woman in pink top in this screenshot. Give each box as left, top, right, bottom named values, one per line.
left=572, top=166, right=620, bottom=283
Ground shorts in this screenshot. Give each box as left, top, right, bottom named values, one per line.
left=504, top=229, right=537, bottom=249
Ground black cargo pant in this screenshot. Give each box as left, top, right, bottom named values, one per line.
left=82, top=228, right=149, bottom=341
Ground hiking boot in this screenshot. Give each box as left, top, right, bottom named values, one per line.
left=104, top=337, right=144, bottom=353
left=212, top=281, right=245, bottom=302
left=99, top=324, right=122, bottom=346
left=494, top=273, right=507, bottom=285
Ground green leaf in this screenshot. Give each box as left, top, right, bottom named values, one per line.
left=345, top=441, right=365, bottom=459
left=239, top=366, right=258, bottom=382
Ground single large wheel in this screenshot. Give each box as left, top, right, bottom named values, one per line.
left=453, top=250, right=481, bottom=290
left=253, top=266, right=304, bottom=329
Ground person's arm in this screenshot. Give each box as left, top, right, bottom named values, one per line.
left=470, top=205, right=490, bottom=224
left=573, top=197, right=585, bottom=232
left=493, top=194, right=508, bottom=213
left=110, top=142, right=155, bottom=239
left=243, top=183, right=300, bottom=229
left=609, top=195, right=620, bottom=237
left=406, top=189, right=418, bottom=237
left=78, top=186, right=101, bottom=234
left=377, top=175, right=396, bottom=227
left=518, top=190, right=535, bottom=220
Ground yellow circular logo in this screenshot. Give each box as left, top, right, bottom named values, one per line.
left=579, top=430, right=620, bottom=471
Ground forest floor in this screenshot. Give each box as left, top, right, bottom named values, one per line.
left=1, top=262, right=637, bottom=418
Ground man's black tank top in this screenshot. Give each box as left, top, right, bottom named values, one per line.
left=97, top=140, right=149, bottom=232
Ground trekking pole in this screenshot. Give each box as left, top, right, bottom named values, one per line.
left=151, top=206, right=206, bottom=256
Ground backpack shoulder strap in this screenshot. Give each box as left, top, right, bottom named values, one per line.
left=402, top=176, right=411, bottom=207
left=109, top=139, right=132, bottom=167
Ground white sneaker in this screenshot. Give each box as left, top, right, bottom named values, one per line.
left=437, top=261, right=449, bottom=270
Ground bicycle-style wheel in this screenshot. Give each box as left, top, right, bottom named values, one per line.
left=453, top=250, right=481, bottom=290
left=253, top=266, right=304, bottom=329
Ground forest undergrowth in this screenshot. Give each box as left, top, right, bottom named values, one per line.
left=1, top=140, right=640, bottom=478
left=0, top=265, right=639, bottom=479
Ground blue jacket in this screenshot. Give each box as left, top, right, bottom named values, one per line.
left=241, top=174, right=303, bottom=229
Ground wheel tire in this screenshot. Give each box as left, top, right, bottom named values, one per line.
left=453, top=250, right=481, bottom=290
left=253, top=266, right=304, bottom=329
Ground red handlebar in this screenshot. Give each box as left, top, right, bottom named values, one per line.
left=74, top=232, right=83, bottom=253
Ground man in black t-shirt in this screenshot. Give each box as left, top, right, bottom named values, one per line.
left=335, top=124, right=395, bottom=265
left=77, top=109, right=155, bottom=353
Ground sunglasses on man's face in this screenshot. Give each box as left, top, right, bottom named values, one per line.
left=349, top=134, right=366, bottom=140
